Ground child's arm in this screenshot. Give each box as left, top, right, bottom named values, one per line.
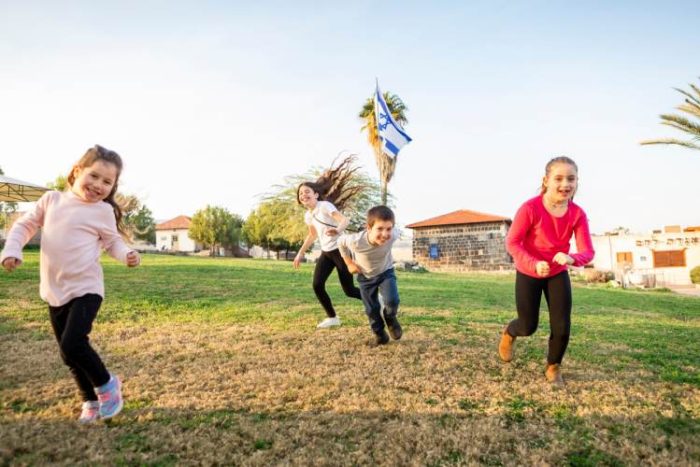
left=1, top=192, right=50, bottom=271
left=293, top=225, right=318, bottom=269
left=326, top=211, right=349, bottom=236
left=505, top=203, right=541, bottom=272
left=337, top=234, right=361, bottom=274
left=569, top=210, right=595, bottom=266
left=99, top=207, right=140, bottom=268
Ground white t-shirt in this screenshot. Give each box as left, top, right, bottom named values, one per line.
left=304, top=200, right=340, bottom=252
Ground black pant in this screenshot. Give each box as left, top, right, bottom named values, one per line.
left=312, top=249, right=362, bottom=317
left=506, top=271, right=572, bottom=364
left=49, top=294, right=110, bottom=401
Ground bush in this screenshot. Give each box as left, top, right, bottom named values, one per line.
left=691, top=266, right=700, bottom=284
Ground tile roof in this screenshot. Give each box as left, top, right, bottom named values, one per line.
left=156, top=215, right=191, bottom=231
left=406, top=209, right=510, bottom=229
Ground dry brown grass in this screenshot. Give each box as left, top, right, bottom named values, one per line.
left=2, top=321, right=699, bottom=466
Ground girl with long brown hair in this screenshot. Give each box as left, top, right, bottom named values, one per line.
left=293, top=156, right=364, bottom=328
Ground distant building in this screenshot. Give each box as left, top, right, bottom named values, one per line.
left=155, top=215, right=202, bottom=253
left=406, top=210, right=512, bottom=272
left=592, top=225, right=700, bottom=287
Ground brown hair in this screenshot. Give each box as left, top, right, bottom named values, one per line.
left=366, top=205, right=395, bottom=227
left=540, top=156, right=578, bottom=196
left=67, top=144, right=127, bottom=236
left=296, top=155, right=364, bottom=211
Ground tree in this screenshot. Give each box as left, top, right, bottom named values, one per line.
left=47, top=175, right=68, bottom=191
left=242, top=200, right=303, bottom=259
left=359, top=90, right=409, bottom=204
left=259, top=164, right=384, bottom=245
left=116, top=193, right=156, bottom=244
left=128, top=205, right=156, bottom=244
left=189, top=205, right=243, bottom=256
left=0, top=166, right=18, bottom=230
left=641, top=78, right=700, bottom=151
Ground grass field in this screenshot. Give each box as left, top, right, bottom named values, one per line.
left=1, top=252, right=698, bottom=466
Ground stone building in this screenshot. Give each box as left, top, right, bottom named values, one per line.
left=406, top=209, right=512, bottom=272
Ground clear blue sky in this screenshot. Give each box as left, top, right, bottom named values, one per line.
left=1, top=1, right=698, bottom=234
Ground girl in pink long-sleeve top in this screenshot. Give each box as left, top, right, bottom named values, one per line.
left=1, top=145, right=140, bottom=423
left=498, top=156, right=594, bottom=386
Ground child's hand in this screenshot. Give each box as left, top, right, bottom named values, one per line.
left=346, top=261, right=360, bottom=275
left=325, top=228, right=339, bottom=236
left=293, top=253, right=304, bottom=269
left=535, top=261, right=550, bottom=277
left=553, top=253, right=574, bottom=266
left=126, top=251, right=141, bottom=268
left=2, top=257, right=21, bottom=272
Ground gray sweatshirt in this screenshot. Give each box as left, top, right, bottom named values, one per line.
left=337, top=229, right=399, bottom=278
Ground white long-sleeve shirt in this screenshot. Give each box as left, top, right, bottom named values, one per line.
left=1, top=191, right=132, bottom=306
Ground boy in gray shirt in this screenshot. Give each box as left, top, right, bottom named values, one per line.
left=337, top=206, right=402, bottom=346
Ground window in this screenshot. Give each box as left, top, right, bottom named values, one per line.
left=616, top=251, right=633, bottom=266
left=653, top=250, right=686, bottom=268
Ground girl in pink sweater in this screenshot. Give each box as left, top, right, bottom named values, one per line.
left=498, top=156, right=594, bottom=385
left=1, top=145, right=140, bottom=423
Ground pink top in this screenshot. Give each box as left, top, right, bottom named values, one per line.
left=1, top=191, right=132, bottom=306
left=506, top=195, right=594, bottom=279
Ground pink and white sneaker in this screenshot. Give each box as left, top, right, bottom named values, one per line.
left=78, top=400, right=100, bottom=424
left=97, top=374, right=123, bottom=420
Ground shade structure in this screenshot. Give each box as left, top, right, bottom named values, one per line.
left=0, top=175, right=49, bottom=202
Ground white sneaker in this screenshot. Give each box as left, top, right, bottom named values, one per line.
left=78, top=400, right=100, bottom=424
left=317, top=316, right=341, bottom=329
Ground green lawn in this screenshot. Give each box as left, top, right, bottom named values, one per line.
left=1, top=252, right=698, bottom=465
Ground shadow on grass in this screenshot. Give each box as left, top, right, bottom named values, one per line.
left=2, top=405, right=698, bottom=466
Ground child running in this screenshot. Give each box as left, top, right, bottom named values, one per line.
left=338, top=206, right=402, bottom=346
left=293, top=156, right=363, bottom=328
left=498, top=156, right=594, bottom=385
left=1, top=144, right=141, bottom=422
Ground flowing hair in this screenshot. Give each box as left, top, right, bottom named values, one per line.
left=539, top=156, right=579, bottom=197
left=67, top=144, right=127, bottom=237
left=297, top=155, right=365, bottom=211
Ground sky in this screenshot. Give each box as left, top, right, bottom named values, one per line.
left=1, top=1, right=699, bottom=235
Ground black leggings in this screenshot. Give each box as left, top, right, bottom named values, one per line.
left=506, top=271, right=572, bottom=364
left=49, top=294, right=111, bottom=402
left=313, top=249, right=362, bottom=317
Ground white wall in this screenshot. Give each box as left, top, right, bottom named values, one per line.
left=592, top=231, right=700, bottom=286
left=156, top=228, right=199, bottom=252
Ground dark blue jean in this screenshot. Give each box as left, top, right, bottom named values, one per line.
left=357, top=268, right=400, bottom=334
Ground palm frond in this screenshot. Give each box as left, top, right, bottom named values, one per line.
left=659, top=114, right=700, bottom=136
left=641, top=138, right=700, bottom=150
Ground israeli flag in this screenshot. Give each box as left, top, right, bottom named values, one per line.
left=374, top=81, right=412, bottom=158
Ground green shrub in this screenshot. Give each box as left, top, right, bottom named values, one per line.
left=691, top=266, right=700, bottom=284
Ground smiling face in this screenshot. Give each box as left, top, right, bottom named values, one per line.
left=297, top=184, right=319, bottom=209
left=367, top=219, right=394, bottom=246
left=70, top=160, right=119, bottom=203
left=543, top=162, right=578, bottom=204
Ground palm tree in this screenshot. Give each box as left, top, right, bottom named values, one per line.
left=641, top=78, right=700, bottom=151
left=359, top=91, right=409, bottom=204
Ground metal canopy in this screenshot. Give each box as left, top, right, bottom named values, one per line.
left=0, top=175, right=49, bottom=202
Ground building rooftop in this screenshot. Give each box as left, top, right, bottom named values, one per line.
left=406, top=209, right=510, bottom=229
left=156, top=215, right=191, bottom=231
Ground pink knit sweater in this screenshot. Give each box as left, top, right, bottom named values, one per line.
left=506, top=195, right=595, bottom=279
left=1, top=191, right=132, bottom=306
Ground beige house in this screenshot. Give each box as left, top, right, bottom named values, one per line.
left=592, top=225, right=700, bottom=287
left=155, top=215, right=202, bottom=253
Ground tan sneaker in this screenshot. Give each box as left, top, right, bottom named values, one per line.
left=498, top=327, right=515, bottom=362
left=545, top=364, right=565, bottom=386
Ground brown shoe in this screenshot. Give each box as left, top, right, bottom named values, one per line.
left=498, top=327, right=515, bottom=362
left=545, top=364, right=565, bottom=386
